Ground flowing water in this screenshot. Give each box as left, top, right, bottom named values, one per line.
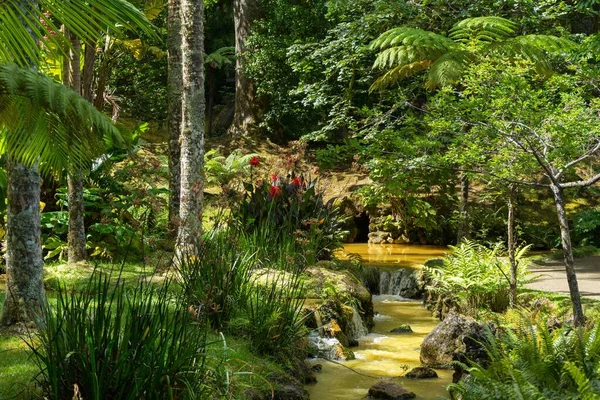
left=307, top=244, right=451, bottom=400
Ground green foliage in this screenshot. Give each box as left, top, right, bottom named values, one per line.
left=448, top=316, right=600, bottom=399
left=0, top=63, right=123, bottom=175
left=29, top=271, right=211, bottom=400
left=235, top=173, right=344, bottom=263
left=204, top=149, right=256, bottom=188
left=425, top=240, right=531, bottom=313
left=370, top=16, right=576, bottom=90
left=572, top=207, right=600, bottom=247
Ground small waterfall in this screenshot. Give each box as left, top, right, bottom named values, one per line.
left=378, top=269, right=421, bottom=298
left=346, top=306, right=369, bottom=340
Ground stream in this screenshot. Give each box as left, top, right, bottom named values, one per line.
left=307, top=243, right=451, bottom=400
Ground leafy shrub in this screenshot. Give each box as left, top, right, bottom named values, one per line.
left=424, top=240, right=531, bottom=313
left=449, top=316, right=600, bottom=399
left=235, top=173, right=344, bottom=262
left=176, top=229, right=254, bottom=331
left=572, top=207, right=600, bottom=247
left=29, top=271, right=211, bottom=400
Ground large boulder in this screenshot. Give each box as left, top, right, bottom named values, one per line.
left=420, top=312, right=488, bottom=369
left=368, top=380, right=416, bottom=399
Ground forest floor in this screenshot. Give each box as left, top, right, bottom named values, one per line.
left=526, top=256, right=600, bottom=299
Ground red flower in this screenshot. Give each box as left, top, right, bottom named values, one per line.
left=292, top=176, right=302, bottom=187
left=269, top=185, right=282, bottom=199
left=270, top=173, right=279, bottom=183
left=249, top=156, right=260, bottom=167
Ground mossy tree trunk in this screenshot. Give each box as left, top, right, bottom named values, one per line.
left=65, top=34, right=87, bottom=263
left=168, top=0, right=183, bottom=236
left=456, top=172, right=470, bottom=244
left=0, top=159, right=45, bottom=325
left=176, top=0, right=205, bottom=253
left=230, top=0, right=261, bottom=136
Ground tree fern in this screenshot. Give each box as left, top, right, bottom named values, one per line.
left=0, top=0, right=156, bottom=67
left=0, top=63, right=122, bottom=175
left=370, top=16, right=576, bottom=91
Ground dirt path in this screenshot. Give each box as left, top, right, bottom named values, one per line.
left=526, top=256, right=600, bottom=299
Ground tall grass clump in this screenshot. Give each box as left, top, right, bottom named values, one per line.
left=425, top=240, right=531, bottom=313
left=449, top=315, right=600, bottom=399
left=29, top=270, right=211, bottom=400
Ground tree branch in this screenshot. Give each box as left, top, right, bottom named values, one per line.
left=561, top=172, right=600, bottom=188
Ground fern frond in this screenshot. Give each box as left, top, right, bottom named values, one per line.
left=0, top=0, right=155, bottom=67
left=370, top=60, right=432, bottom=92
left=450, top=17, right=517, bottom=44
left=0, top=63, right=121, bottom=175
left=426, top=50, right=474, bottom=89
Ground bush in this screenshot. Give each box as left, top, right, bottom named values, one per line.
left=29, top=270, right=211, bottom=400
left=424, top=240, right=531, bottom=314
left=235, top=173, right=344, bottom=263
left=449, top=316, right=600, bottom=399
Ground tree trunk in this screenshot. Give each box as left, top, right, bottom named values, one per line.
left=168, top=0, right=183, bottom=235
left=0, top=158, right=45, bottom=325
left=550, top=183, right=585, bottom=326
left=230, top=0, right=260, bottom=136
left=176, top=0, right=205, bottom=253
left=456, top=172, right=470, bottom=244
left=507, top=185, right=517, bottom=307
left=65, top=35, right=87, bottom=263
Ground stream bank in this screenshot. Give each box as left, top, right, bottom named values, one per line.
left=306, top=244, right=451, bottom=399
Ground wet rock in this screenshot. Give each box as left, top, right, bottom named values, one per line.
left=323, top=319, right=350, bottom=347
left=368, top=380, right=416, bottom=399
left=307, top=333, right=355, bottom=361
left=405, top=367, right=438, bottom=379
left=369, top=231, right=391, bottom=244
left=348, top=338, right=359, bottom=347
left=420, top=311, right=487, bottom=368
left=266, top=373, right=310, bottom=400
left=331, top=343, right=355, bottom=361
left=390, top=324, right=413, bottom=334
left=310, top=363, right=322, bottom=373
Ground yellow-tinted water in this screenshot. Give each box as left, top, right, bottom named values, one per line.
left=337, top=243, right=447, bottom=267
left=307, top=244, right=451, bottom=399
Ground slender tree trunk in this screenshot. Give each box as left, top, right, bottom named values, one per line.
left=507, top=185, right=517, bottom=307
left=230, top=0, right=260, bottom=136
left=550, top=183, right=585, bottom=326
left=1, top=159, right=45, bottom=325
left=65, top=35, right=87, bottom=263
left=456, top=172, right=470, bottom=244
left=82, top=41, right=96, bottom=103
left=168, top=0, right=183, bottom=235
left=1, top=0, right=46, bottom=326
left=176, top=0, right=205, bottom=252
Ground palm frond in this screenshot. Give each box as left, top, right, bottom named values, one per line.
left=0, top=0, right=156, bottom=67
left=0, top=63, right=121, bottom=175
left=450, top=16, right=517, bottom=44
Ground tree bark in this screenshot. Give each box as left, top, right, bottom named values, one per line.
left=507, top=185, right=517, bottom=307
left=1, top=0, right=46, bottom=326
left=168, top=0, right=183, bottom=236
left=176, top=0, right=205, bottom=253
left=550, top=183, right=585, bottom=326
left=230, top=0, right=260, bottom=136
left=65, top=35, right=87, bottom=263
left=0, top=158, right=45, bottom=325
left=456, top=172, right=470, bottom=244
